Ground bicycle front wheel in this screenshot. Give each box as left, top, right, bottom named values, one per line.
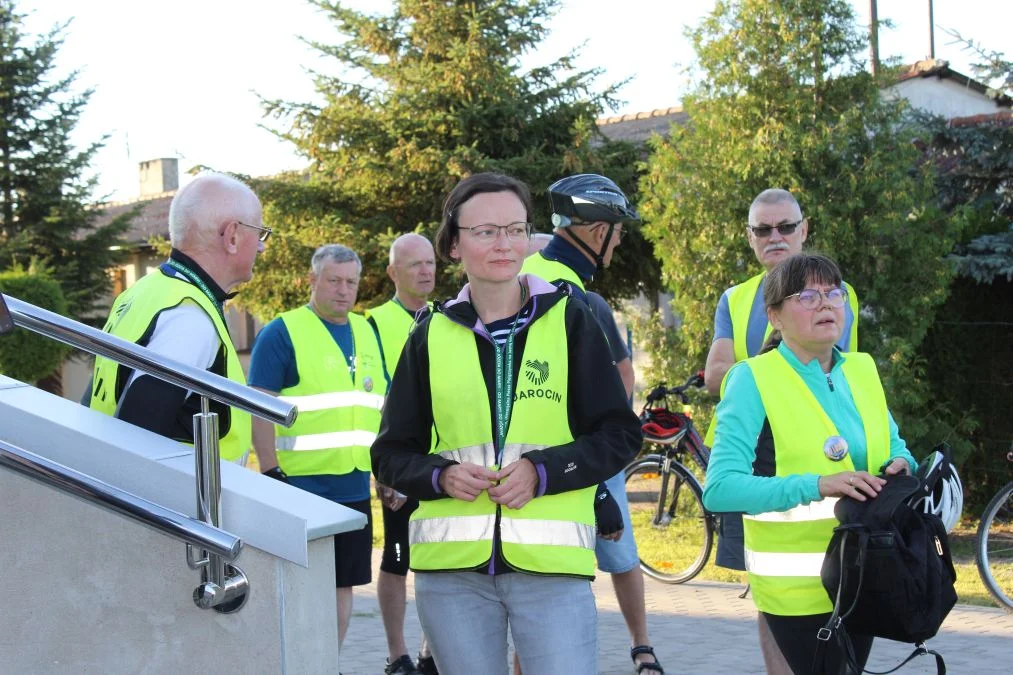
left=976, top=481, right=1013, bottom=613
left=624, top=457, right=713, bottom=584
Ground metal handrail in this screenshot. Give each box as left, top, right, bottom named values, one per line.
left=4, top=295, right=295, bottom=427
left=1, top=439, right=240, bottom=561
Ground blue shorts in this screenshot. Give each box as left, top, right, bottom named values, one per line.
left=595, top=470, right=640, bottom=574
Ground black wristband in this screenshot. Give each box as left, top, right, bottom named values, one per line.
left=263, top=466, right=289, bottom=482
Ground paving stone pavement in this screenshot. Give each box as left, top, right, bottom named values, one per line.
left=338, top=553, right=1013, bottom=674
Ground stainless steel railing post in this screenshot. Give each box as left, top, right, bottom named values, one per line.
left=190, top=397, right=248, bottom=613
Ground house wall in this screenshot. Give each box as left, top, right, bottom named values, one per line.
left=884, top=78, right=1004, bottom=119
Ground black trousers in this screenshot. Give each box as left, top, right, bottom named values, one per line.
left=762, top=612, right=874, bottom=675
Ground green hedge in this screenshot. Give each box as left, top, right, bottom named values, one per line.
left=0, top=270, right=70, bottom=384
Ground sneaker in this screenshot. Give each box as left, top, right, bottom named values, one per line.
left=416, top=654, right=439, bottom=675
left=385, top=654, right=422, bottom=675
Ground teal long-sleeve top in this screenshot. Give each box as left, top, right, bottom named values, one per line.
left=702, top=343, right=917, bottom=515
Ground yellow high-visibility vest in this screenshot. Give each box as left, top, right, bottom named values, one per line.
left=409, top=300, right=597, bottom=577
left=521, top=252, right=586, bottom=292
left=274, top=307, right=386, bottom=476
left=741, top=349, right=889, bottom=615
left=90, top=268, right=251, bottom=462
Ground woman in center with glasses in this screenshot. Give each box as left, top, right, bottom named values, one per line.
left=703, top=252, right=916, bottom=674
left=371, top=172, right=641, bottom=675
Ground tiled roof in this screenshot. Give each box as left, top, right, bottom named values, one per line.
left=596, top=106, right=687, bottom=144
left=947, top=110, right=1013, bottom=127
left=90, top=192, right=173, bottom=246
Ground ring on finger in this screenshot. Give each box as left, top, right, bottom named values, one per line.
left=849, top=475, right=854, bottom=485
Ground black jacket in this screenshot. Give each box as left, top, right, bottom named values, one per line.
left=371, top=280, right=641, bottom=500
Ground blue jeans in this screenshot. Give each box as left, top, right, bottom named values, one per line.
left=415, top=571, right=597, bottom=675
left=595, top=470, right=640, bottom=573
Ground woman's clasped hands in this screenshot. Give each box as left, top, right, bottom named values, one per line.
left=438, top=459, right=539, bottom=509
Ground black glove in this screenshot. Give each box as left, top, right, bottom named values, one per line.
left=263, top=466, right=289, bottom=483
left=594, top=483, right=623, bottom=538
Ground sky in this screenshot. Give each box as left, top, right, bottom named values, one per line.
left=17, top=0, right=1011, bottom=203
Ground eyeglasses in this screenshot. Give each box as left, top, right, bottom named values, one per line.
left=460, top=222, right=531, bottom=243
left=237, top=220, right=273, bottom=242
left=747, top=220, right=802, bottom=238
left=785, top=287, right=848, bottom=310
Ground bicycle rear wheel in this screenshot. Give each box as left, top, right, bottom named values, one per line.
left=976, top=481, right=1013, bottom=613
left=624, top=457, right=713, bottom=584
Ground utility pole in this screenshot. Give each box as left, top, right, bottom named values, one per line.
left=869, top=0, right=880, bottom=75
left=928, top=0, right=936, bottom=59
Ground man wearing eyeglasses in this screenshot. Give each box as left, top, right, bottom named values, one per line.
left=89, top=172, right=268, bottom=463
left=703, top=188, right=858, bottom=674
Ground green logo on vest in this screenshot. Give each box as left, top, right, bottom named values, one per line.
left=525, top=359, right=549, bottom=386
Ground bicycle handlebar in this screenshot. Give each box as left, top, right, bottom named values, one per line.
left=644, top=370, right=705, bottom=405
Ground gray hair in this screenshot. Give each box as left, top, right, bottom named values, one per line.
left=167, top=171, right=259, bottom=248
left=747, top=189, right=802, bottom=227
left=311, top=244, right=362, bottom=275
left=389, top=232, right=432, bottom=266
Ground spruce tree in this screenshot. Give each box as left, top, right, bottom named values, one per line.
left=0, top=1, right=129, bottom=323
left=247, top=0, right=654, bottom=318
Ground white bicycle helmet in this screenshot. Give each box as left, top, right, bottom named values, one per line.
left=912, top=449, right=964, bottom=533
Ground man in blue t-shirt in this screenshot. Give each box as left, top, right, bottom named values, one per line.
left=249, top=243, right=385, bottom=655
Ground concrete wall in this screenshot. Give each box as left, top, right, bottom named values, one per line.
left=0, top=470, right=339, bottom=674
left=0, top=376, right=367, bottom=673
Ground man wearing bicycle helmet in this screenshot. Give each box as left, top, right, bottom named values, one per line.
left=703, top=188, right=860, bottom=674
left=521, top=174, right=663, bottom=675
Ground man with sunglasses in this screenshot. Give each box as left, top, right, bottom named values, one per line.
left=89, top=172, right=268, bottom=463
left=702, top=188, right=858, bottom=674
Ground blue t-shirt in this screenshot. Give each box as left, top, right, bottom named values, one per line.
left=248, top=309, right=369, bottom=502
left=713, top=276, right=855, bottom=356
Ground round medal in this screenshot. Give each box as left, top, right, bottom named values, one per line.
left=823, top=435, right=849, bottom=462
left=363, top=376, right=374, bottom=392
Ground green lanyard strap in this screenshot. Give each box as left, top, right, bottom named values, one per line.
left=492, top=283, right=528, bottom=458
left=166, top=259, right=227, bottom=328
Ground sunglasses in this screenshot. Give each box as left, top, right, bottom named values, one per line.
left=747, top=220, right=802, bottom=238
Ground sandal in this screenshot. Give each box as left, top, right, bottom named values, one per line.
left=631, top=645, right=664, bottom=674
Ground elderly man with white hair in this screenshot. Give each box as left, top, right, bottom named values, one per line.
left=90, top=171, right=268, bottom=463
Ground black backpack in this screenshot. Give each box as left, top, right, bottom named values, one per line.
left=814, top=473, right=958, bottom=674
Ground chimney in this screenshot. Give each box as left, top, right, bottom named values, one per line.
left=138, top=158, right=179, bottom=197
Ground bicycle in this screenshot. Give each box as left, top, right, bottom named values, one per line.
left=624, top=371, right=717, bottom=584
left=975, top=448, right=1013, bottom=613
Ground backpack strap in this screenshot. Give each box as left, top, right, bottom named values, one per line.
left=813, top=527, right=868, bottom=674
left=859, top=643, right=946, bottom=675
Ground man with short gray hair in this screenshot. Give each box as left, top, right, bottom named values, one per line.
left=90, top=171, right=267, bottom=463
left=249, top=243, right=387, bottom=654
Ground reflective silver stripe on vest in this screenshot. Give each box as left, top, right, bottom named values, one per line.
left=438, top=444, right=497, bottom=467
left=500, top=443, right=549, bottom=466
left=409, top=514, right=496, bottom=545
left=278, top=390, right=385, bottom=413
left=744, top=549, right=825, bottom=577
left=437, top=443, right=548, bottom=467
left=276, top=430, right=378, bottom=452
left=500, top=517, right=595, bottom=550
left=743, top=498, right=839, bottom=523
